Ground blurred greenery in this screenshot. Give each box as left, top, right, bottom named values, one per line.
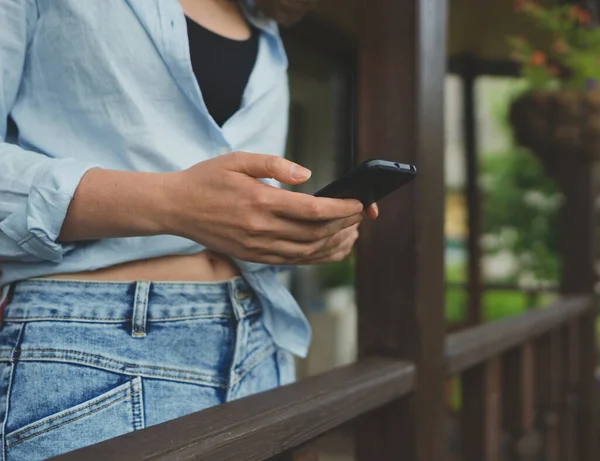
left=480, top=148, right=562, bottom=283
left=444, top=263, right=554, bottom=326
left=319, top=251, right=355, bottom=289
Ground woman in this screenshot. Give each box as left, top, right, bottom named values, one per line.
left=0, top=0, right=377, bottom=459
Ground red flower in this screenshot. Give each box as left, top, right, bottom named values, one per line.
left=531, top=51, right=546, bottom=66
left=570, top=5, right=591, bottom=25
left=552, top=40, right=568, bottom=54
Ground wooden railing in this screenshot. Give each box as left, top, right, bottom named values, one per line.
left=447, top=296, right=596, bottom=461
left=445, top=281, right=559, bottom=333
left=54, top=295, right=595, bottom=461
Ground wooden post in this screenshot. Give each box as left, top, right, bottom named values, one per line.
left=559, top=322, right=579, bottom=460
left=557, top=159, right=597, bottom=461
left=499, top=342, right=536, bottom=461
left=535, top=331, right=562, bottom=461
left=463, top=57, right=483, bottom=327
left=355, top=0, right=447, bottom=459
left=501, top=346, right=525, bottom=460
left=461, top=358, right=502, bottom=461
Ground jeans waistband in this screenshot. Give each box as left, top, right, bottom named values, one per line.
left=1, top=276, right=256, bottom=323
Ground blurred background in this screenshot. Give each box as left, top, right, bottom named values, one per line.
left=277, top=0, right=600, bottom=459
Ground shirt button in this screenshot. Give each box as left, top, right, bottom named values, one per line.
left=219, top=147, right=229, bottom=155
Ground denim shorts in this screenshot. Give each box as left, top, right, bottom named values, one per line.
left=0, top=277, right=295, bottom=461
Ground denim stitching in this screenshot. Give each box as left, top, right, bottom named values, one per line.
left=2, top=314, right=231, bottom=323
left=21, top=280, right=133, bottom=286
left=130, top=378, right=144, bottom=431
left=0, top=354, right=227, bottom=388
left=26, top=277, right=242, bottom=286
left=0, top=348, right=226, bottom=382
left=231, top=343, right=277, bottom=386
left=6, top=381, right=139, bottom=440
left=6, top=391, right=138, bottom=448
left=12, top=357, right=228, bottom=389
left=132, top=282, right=149, bottom=338
left=236, top=307, right=261, bottom=320
left=3, top=317, right=131, bottom=323
left=147, top=314, right=231, bottom=322
left=130, top=378, right=135, bottom=431
left=1, top=324, right=25, bottom=461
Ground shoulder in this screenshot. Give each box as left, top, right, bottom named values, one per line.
left=241, top=0, right=281, bottom=36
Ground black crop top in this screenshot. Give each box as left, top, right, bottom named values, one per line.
left=185, top=16, right=259, bottom=127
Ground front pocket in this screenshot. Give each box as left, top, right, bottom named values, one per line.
left=5, top=377, right=143, bottom=461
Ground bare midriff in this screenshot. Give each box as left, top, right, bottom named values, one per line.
left=40, top=250, right=241, bottom=282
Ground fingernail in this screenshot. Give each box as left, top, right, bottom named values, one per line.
left=373, top=203, right=379, bottom=214
left=291, top=164, right=311, bottom=180
left=355, top=202, right=364, bottom=213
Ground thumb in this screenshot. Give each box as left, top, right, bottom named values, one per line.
left=226, top=152, right=312, bottom=185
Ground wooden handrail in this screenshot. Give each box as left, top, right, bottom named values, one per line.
left=52, top=357, right=415, bottom=461
left=445, top=280, right=559, bottom=293
left=445, top=295, right=592, bottom=375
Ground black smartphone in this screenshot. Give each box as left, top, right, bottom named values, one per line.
left=313, top=159, right=417, bottom=207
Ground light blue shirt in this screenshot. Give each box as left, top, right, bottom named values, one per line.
left=0, top=0, right=311, bottom=357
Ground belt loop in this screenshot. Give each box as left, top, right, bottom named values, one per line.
left=229, top=278, right=245, bottom=321
left=131, top=281, right=150, bottom=338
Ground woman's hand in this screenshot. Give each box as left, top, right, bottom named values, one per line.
left=364, top=202, right=379, bottom=220
left=160, top=152, right=367, bottom=265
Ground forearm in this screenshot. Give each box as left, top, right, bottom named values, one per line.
left=58, top=168, right=172, bottom=242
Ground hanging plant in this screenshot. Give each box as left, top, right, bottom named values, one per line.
left=507, top=1, right=600, bottom=166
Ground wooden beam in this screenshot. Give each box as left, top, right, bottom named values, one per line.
left=501, top=346, right=525, bottom=460
left=557, top=155, right=598, bottom=461
left=461, top=358, right=502, bottom=461
left=559, top=322, right=579, bottom=460
left=445, top=296, right=590, bottom=375
left=578, top=301, right=598, bottom=461
left=354, top=0, right=447, bottom=459
left=535, top=331, right=562, bottom=461
left=462, top=57, right=483, bottom=326
left=448, top=55, right=520, bottom=78
left=500, top=342, right=535, bottom=461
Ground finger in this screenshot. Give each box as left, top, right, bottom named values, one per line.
left=301, top=224, right=359, bottom=262
left=302, top=233, right=357, bottom=265
left=272, top=214, right=363, bottom=243
left=224, top=152, right=312, bottom=185
left=365, top=202, right=379, bottom=220
left=246, top=222, right=357, bottom=264
left=271, top=188, right=363, bottom=221
left=235, top=226, right=358, bottom=266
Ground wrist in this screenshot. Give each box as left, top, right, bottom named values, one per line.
left=153, top=171, right=187, bottom=236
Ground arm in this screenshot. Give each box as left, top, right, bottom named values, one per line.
left=0, top=0, right=98, bottom=263
left=60, top=153, right=366, bottom=266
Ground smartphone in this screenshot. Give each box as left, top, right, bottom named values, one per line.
left=313, top=159, right=417, bottom=207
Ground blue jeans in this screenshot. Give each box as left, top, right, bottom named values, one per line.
left=0, top=277, right=295, bottom=461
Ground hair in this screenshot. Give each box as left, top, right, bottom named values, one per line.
left=255, top=0, right=319, bottom=25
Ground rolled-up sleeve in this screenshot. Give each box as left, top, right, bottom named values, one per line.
left=0, top=0, right=98, bottom=263
left=0, top=153, right=98, bottom=262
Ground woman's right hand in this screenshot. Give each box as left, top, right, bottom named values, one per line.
left=159, top=152, right=364, bottom=265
